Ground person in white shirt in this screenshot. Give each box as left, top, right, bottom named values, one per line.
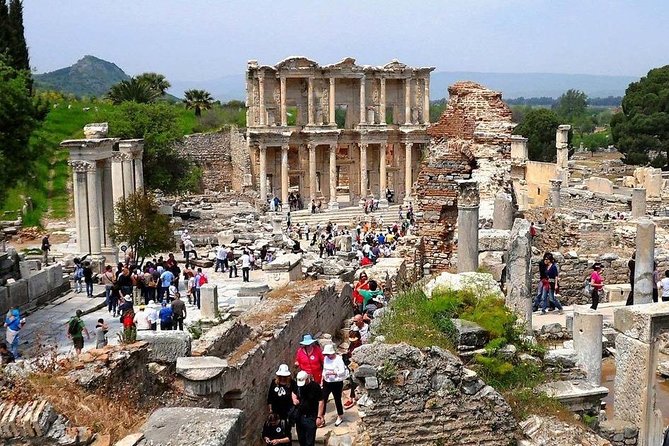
left=304, top=223, right=310, bottom=241
left=133, top=306, right=152, bottom=330
left=320, top=343, right=347, bottom=427
left=146, top=300, right=158, bottom=330
left=350, top=315, right=369, bottom=344
left=241, top=250, right=251, bottom=283
left=215, top=245, right=228, bottom=272
left=659, top=270, right=669, bottom=302
left=183, top=237, right=197, bottom=268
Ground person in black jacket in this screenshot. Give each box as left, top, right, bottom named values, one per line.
left=267, top=364, right=297, bottom=424
left=261, top=413, right=291, bottom=445
left=83, top=262, right=94, bottom=297
left=293, top=371, right=324, bottom=446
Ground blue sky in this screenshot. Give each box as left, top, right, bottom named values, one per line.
left=24, top=0, right=669, bottom=80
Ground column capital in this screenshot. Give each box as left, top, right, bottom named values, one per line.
left=258, top=142, right=267, bottom=151
left=307, top=142, right=315, bottom=151
left=68, top=160, right=96, bottom=172
left=359, top=142, right=368, bottom=150
left=549, top=178, right=562, bottom=190
left=457, top=180, right=480, bottom=208
left=329, top=142, right=337, bottom=151
left=281, top=143, right=290, bottom=151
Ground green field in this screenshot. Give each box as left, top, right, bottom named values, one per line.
left=0, top=99, right=198, bottom=227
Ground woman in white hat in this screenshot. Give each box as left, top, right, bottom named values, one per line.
left=319, top=344, right=347, bottom=427
left=267, top=363, right=297, bottom=425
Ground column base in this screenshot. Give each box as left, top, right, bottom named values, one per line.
left=378, top=199, right=389, bottom=209
left=328, top=201, right=340, bottom=211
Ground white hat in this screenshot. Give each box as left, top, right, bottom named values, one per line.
left=275, top=364, right=291, bottom=377
left=296, top=370, right=309, bottom=387
left=123, top=295, right=132, bottom=302
left=322, top=344, right=336, bottom=355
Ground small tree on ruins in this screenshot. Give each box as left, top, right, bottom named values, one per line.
left=108, top=191, right=176, bottom=267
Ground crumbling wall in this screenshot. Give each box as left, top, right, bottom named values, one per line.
left=351, top=343, right=519, bottom=445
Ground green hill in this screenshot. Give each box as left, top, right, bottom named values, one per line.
left=34, top=55, right=131, bottom=97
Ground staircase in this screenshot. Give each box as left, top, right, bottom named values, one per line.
left=287, top=204, right=403, bottom=227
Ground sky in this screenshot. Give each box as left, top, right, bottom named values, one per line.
left=23, top=0, right=669, bottom=81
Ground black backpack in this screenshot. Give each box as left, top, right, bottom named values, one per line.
left=68, top=317, right=80, bottom=336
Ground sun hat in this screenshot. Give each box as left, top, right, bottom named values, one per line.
left=296, top=370, right=309, bottom=387
left=300, top=334, right=317, bottom=346
left=275, top=364, right=291, bottom=377
left=322, top=344, right=336, bottom=355
left=123, top=295, right=132, bottom=302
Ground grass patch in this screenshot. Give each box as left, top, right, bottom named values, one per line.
left=503, top=388, right=573, bottom=423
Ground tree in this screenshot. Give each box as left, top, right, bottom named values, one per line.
left=108, top=191, right=176, bottom=266
left=513, top=108, right=562, bottom=162
left=135, top=72, right=171, bottom=96
left=183, top=89, right=213, bottom=116
left=0, top=57, right=38, bottom=204
left=104, top=102, right=200, bottom=192
left=611, top=65, right=669, bottom=167
left=553, top=89, right=588, bottom=121
left=106, top=78, right=161, bottom=104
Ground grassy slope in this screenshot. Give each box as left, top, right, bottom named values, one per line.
left=1, top=100, right=197, bottom=227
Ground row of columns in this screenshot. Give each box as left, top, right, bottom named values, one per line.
left=257, top=142, right=418, bottom=209
left=256, top=75, right=430, bottom=127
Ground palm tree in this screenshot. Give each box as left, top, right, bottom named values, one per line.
left=107, top=78, right=160, bottom=104
left=136, top=72, right=171, bottom=96
left=184, top=89, right=213, bottom=117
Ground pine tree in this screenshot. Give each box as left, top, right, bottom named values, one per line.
left=8, top=0, right=29, bottom=71
left=0, top=0, right=9, bottom=58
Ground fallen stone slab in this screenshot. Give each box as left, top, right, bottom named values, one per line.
left=237, top=282, right=270, bottom=297
left=140, top=407, right=242, bottom=446
left=536, top=380, right=609, bottom=414
left=451, top=318, right=488, bottom=351
left=176, top=356, right=227, bottom=381
left=543, top=348, right=578, bottom=368
left=136, top=331, right=191, bottom=363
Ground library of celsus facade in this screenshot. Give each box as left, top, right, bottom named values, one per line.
left=245, top=57, right=434, bottom=208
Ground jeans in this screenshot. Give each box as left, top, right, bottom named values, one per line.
left=322, top=380, right=344, bottom=416
left=215, top=259, right=226, bottom=272
left=86, top=282, right=94, bottom=297
left=157, top=286, right=166, bottom=302
left=541, top=287, right=562, bottom=312
left=194, top=288, right=201, bottom=309
left=160, top=320, right=172, bottom=330
left=242, top=267, right=250, bottom=282
left=105, top=285, right=113, bottom=307
left=229, top=264, right=238, bottom=278
left=296, top=415, right=317, bottom=446
left=75, top=278, right=83, bottom=293
left=9, top=331, right=19, bottom=358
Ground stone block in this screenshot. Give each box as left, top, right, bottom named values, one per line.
left=235, top=295, right=262, bottom=308
left=478, top=229, right=510, bottom=252
left=200, top=284, right=219, bottom=320
left=7, top=279, right=28, bottom=309
left=614, top=333, right=651, bottom=427
left=544, top=348, right=577, bottom=368
left=613, top=302, right=669, bottom=343
left=19, top=260, right=40, bottom=279
left=537, top=380, right=608, bottom=414
left=141, top=407, right=243, bottom=446
left=83, top=122, right=108, bottom=138
left=45, top=264, right=63, bottom=290
left=237, top=282, right=270, bottom=297
left=451, top=318, right=488, bottom=351
left=27, top=269, right=49, bottom=302
left=176, top=356, right=227, bottom=381
left=114, top=433, right=144, bottom=446
left=136, top=331, right=191, bottom=363
left=0, top=286, right=8, bottom=316
left=586, top=177, right=614, bottom=194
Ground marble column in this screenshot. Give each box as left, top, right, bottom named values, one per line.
left=111, top=153, right=125, bottom=220
left=549, top=178, right=562, bottom=209
left=457, top=180, right=480, bottom=273
left=258, top=75, right=266, bottom=126
left=307, top=77, right=314, bottom=125
left=359, top=76, right=366, bottom=124
left=281, top=144, right=289, bottom=205
left=379, top=144, right=388, bottom=208
left=404, top=142, right=413, bottom=205
left=404, top=78, right=411, bottom=125
left=632, top=187, right=647, bottom=218
left=328, top=143, right=339, bottom=210
left=258, top=144, right=267, bottom=202
left=493, top=193, right=514, bottom=230
left=86, top=165, right=102, bottom=256
left=556, top=124, right=571, bottom=186
left=505, top=218, right=533, bottom=333
left=133, top=156, right=144, bottom=191
left=633, top=218, right=655, bottom=304
left=329, top=77, right=336, bottom=126
left=280, top=76, right=287, bottom=127
left=379, top=78, right=386, bottom=124
left=308, top=143, right=317, bottom=203
left=95, top=161, right=106, bottom=252
left=102, top=158, right=114, bottom=249
left=359, top=143, right=368, bottom=207
left=70, top=161, right=91, bottom=254
left=122, top=157, right=134, bottom=198
left=423, top=77, right=430, bottom=124
left=573, top=309, right=603, bottom=386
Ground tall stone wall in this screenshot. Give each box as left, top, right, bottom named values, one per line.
left=176, top=127, right=250, bottom=193
left=352, top=343, right=519, bottom=445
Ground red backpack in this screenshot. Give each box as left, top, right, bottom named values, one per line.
left=198, top=274, right=208, bottom=286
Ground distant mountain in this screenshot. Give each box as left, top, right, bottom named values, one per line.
left=171, top=71, right=638, bottom=102
left=34, top=55, right=131, bottom=97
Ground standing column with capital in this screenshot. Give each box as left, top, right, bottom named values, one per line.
left=308, top=143, right=317, bottom=203
left=258, top=144, right=267, bottom=203
left=404, top=78, right=412, bottom=124
left=102, top=158, right=114, bottom=249
left=86, top=165, right=102, bottom=257
left=70, top=161, right=91, bottom=254
left=359, top=143, right=368, bottom=207
left=307, top=77, right=314, bottom=125
left=379, top=78, right=386, bottom=124
left=549, top=178, right=562, bottom=209
left=457, top=180, right=480, bottom=273
left=258, top=75, right=266, bottom=126
left=379, top=144, right=388, bottom=208
left=404, top=142, right=414, bottom=205
left=281, top=144, right=289, bottom=205
left=111, top=152, right=125, bottom=220
left=328, top=143, right=339, bottom=210
left=280, top=76, right=287, bottom=126
left=328, top=78, right=336, bottom=126
left=359, top=76, right=366, bottom=124
left=423, top=78, right=430, bottom=124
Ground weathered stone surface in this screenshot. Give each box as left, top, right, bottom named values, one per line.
left=114, top=433, right=144, bottom=446
left=614, top=333, right=649, bottom=427
left=139, top=407, right=243, bottom=446
left=236, top=282, right=270, bottom=297
left=199, top=284, right=219, bottom=320
left=451, top=318, right=488, bottom=350
left=613, top=302, right=669, bottom=343
left=573, top=310, right=603, bottom=385
left=505, top=218, right=532, bottom=331
left=176, top=356, right=227, bottom=382
left=492, top=193, right=514, bottom=230
left=520, top=415, right=611, bottom=445
left=136, top=331, right=192, bottom=363
left=351, top=343, right=518, bottom=445
left=478, top=229, right=511, bottom=252
left=537, top=380, right=608, bottom=414
left=83, top=122, right=108, bottom=139
left=543, top=348, right=577, bottom=368
left=633, top=219, right=655, bottom=304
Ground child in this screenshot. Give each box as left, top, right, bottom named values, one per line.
left=95, top=319, right=109, bottom=349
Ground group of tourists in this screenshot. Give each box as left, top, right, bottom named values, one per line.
left=263, top=272, right=382, bottom=446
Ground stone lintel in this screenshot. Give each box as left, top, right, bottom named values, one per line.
left=176, top=356, right=227, bottom=381
left=60, top=138, right=117, bottom=161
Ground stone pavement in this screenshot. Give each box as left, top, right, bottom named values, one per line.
left=531, top=301, right=625, bottom=332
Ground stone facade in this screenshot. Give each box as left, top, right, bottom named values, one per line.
left=351, top=343, right=519, bottom=445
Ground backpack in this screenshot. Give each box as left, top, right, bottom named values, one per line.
left=199, top=274, right=208, bottom=286
left=583, top=274, right=593, bottom=297
left=68, top=317, right=80, bottom=336
left=74, top=267, right=84, bottom=280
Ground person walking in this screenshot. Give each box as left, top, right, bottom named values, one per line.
left=320, top=344, right=347, bottom=427
left=171, top=294, right=187, bottom=331
left=94, top=318, right=108, bottom=349
left=159, top=301, right=173, bottom=330
left=590, top=263, right=604, bottom=310
left=541, top=256, right=563, bottom=315
left=295, top=334, right=324, bottom=385
left=626, top=253, right=636, bottom=306
left=158, top=268, right=174, bottom=303
left=100, top=265, right=116, bottom=311
left=73, top=262, right=84, bottom=293
left=343, top=329, right=362, bottom=409
left=228, top=249, right=238, bottom=278
left=267, top=364, right=297, bottom=424
left=83, top=261, right=94, bottom=298
left=4, top=308, right=23, bottom=359
left=241, top=250, right=251, bottom=283
left=41, top=234, right=51, bottom=266
left=66, top=309, right=90, bottom=356
left=294, top=371, right=324, bottom=446
left=215, top=245, right=228, bottom=272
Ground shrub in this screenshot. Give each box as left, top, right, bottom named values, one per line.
left=473, top=355, right=544, bottom=390
left=460, top=296, right=518, bottom=341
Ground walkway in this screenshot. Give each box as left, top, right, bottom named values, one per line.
left=289, top=204, right=403, bottom=227
left=530, top=301, right=625, bottom=332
